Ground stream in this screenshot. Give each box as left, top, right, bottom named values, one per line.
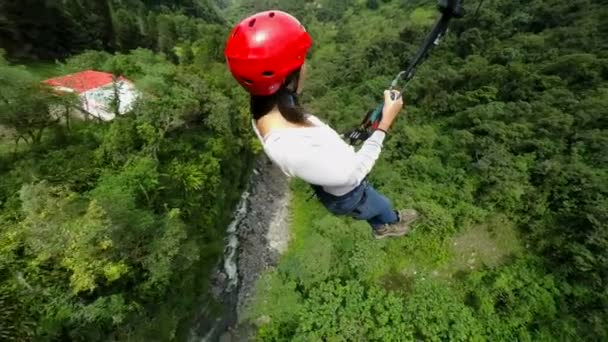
left=188, top=157, right=291, bottom=342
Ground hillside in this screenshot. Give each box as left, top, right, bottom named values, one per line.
left=231, top=0, right=608, bottom=340
left=1, top=0, right=607, bottom=340
left=0, top=1, right=254, bottom=340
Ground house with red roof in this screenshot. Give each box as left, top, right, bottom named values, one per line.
left=43, top=70, right=138, bottom=121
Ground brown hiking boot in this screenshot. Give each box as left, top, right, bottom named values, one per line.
left=373, top=209, right=420, bottom=240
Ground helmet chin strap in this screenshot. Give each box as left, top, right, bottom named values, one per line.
left=285, top=68, right=302, bottom=107
left=288, top=93, right=298, bottom=106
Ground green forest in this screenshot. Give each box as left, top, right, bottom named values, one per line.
left=1, top=0, right=607, bottom=341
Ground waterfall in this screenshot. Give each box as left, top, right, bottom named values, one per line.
left=224, top=191, right=250, bottom=292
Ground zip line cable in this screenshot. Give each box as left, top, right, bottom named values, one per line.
left=345, top=0, right=487, bottom=145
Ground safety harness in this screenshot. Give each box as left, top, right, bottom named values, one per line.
left=345, top=0, right=466, bottom=145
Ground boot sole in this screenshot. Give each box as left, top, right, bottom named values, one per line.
left=372, top=214, right=420, bottom=240
left=373, top=230, right=410, bottom=240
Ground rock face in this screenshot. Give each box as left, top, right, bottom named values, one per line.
left=188, top=156, right=291, bottom=342
left=236, top=157, right=291, bottom=317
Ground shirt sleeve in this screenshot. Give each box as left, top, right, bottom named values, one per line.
left=286, top=130, right=386, bottom=188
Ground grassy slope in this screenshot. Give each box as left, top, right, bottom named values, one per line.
left=0, top=60, right=63, bottom=146
left=287, top=181, right=522, bottom=284
left=22, top=60, right=64, bottom=80
left=0, top=61, right=62, bottom=153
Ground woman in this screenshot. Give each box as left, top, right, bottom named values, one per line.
left=225, top=10, right=419, bottom=239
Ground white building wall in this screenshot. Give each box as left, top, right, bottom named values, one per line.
left=80, top=81, right=139, bottom=121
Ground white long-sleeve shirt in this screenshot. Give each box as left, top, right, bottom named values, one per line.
left=252, top=115, right=386, bottom=196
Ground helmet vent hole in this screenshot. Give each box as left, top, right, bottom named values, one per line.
left=269, top=12, right=275, bottom=18
left=242, top=78, right=254, bottom=85
left=262, top=71, right=274, bottom=77
left=248, top=19, right=256, bottom=27
left=232, top=27, right=240, bottom=37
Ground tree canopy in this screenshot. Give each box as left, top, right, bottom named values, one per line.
left=0, top=8, right=254, bottom=338
left=239, top=0, right=608, bottom=340
left=1, top=0, right=607, bottom=340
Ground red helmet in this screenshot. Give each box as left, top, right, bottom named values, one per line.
left=225, top=11, right=313, bottom=96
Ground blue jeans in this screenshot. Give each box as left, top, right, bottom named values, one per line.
left=312, top=181, right=399, bottom=230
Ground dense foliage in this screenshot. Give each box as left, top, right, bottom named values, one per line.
left=238, top=0, right=608, bottom=340
left=0, top=0, right=225, bottom=60
left=0, top=7, right=255, bottom=339
left=1, top=0, right=607, bottom=340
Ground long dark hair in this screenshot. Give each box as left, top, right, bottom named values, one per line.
left=250, top=70, right=308, bottom=124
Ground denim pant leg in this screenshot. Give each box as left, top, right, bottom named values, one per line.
left=351, top=184, right=399, bottom=230
left=313, top=182, right=398, bottom=231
